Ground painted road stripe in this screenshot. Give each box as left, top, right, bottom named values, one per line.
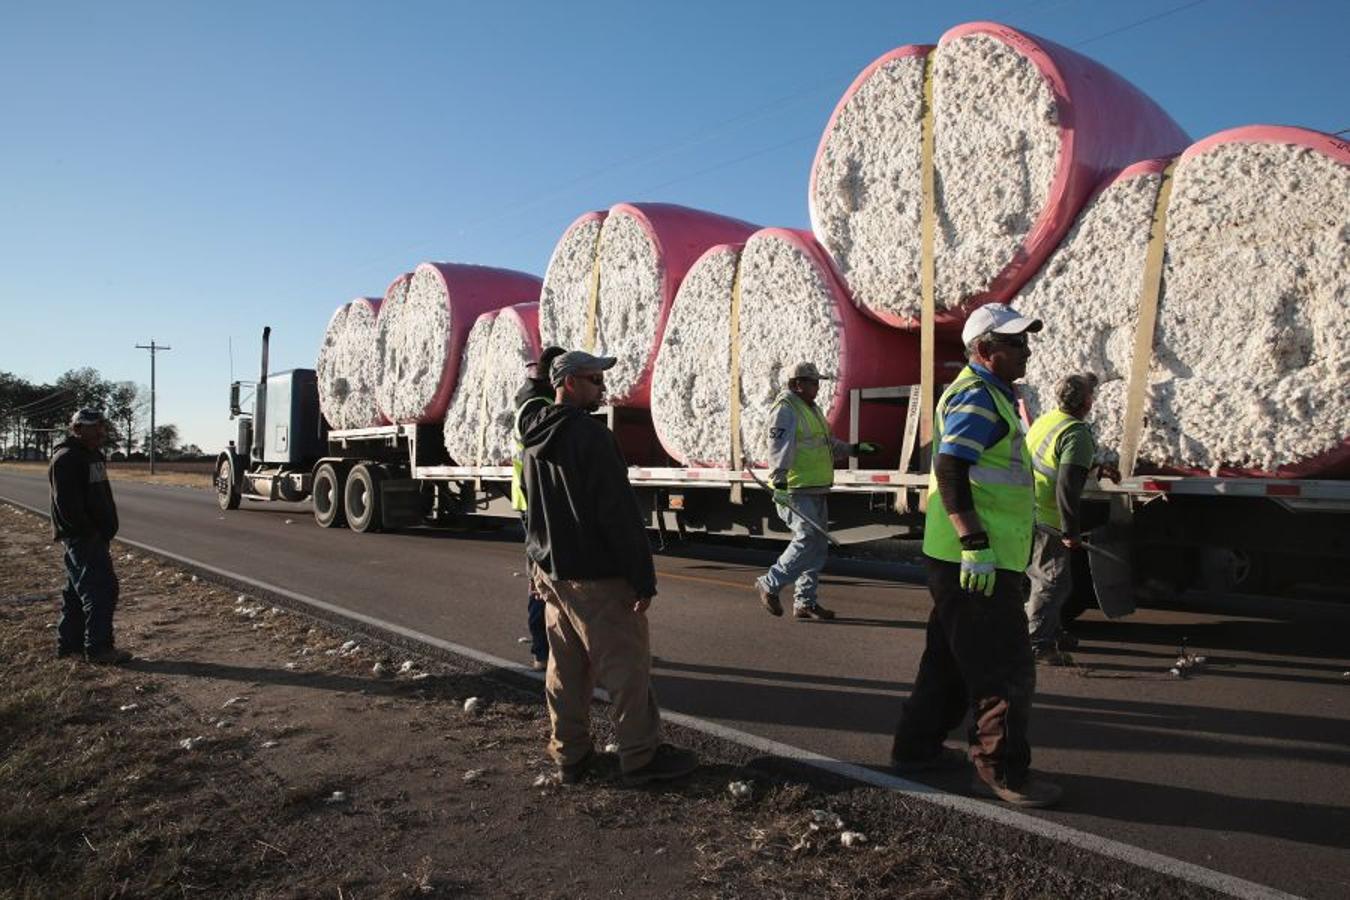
left=0, top=496, right=1300, bottom=900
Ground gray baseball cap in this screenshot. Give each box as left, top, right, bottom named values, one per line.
left=550, top=350, right=617, bottom=387
left=787, top=361, right=833, bottom=381
left=70, top=407, right=107, bottom=427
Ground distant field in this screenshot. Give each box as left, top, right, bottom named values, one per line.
left=0, top=460, right=214, bottom=488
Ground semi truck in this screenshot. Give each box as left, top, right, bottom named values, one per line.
left=216, top=328, right=1349, bottom=614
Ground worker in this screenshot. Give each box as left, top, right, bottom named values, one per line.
left=890, top=303, right=1061, bottom=808
left=753, top=361, right=881, bottom=621
left=49, top=408, right=130, bottom=664
left=1025, top=373, right=1100, bottom=665
left=512, top=345, right=568, bottom=671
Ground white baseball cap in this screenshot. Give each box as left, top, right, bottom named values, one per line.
left=960, top=303, right=1043, bottom=347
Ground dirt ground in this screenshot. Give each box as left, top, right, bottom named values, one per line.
left=0, top=502, right=1215, bottom=899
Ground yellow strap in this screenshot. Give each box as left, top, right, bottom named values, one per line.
left=728, top=253, right=745, bottom=505
left=583, top=218, right=604, bottom=353
left=1119, top=161, right=1177, bottom=477
left=900, top=52, right=937, bottom=514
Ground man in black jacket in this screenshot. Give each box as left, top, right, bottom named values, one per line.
left=49, top=408, right=129, bottom=664
left=520, top=350, right=696, bottom=786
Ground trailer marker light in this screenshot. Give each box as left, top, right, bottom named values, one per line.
left=1140, top=480, right=1171, bottom=492
left=1265, top=484, right=1300, bottom=497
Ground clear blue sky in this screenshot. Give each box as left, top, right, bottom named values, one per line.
left=3, top=0, right=1346, bottom=450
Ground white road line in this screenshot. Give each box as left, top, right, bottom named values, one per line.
left=0, top=495, right=1302, bottom=900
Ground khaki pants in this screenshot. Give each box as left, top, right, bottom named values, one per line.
left=534, top=571, right=662, bottom=773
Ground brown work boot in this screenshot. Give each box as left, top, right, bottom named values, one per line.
left=623, top=743, right=698, bottom=786
left=558, top=748, right=599, bottom=785
left=793, top=603, right=835, bottom=621
left=755, top=581, right=783, bottom=617
left=85, top=647, right=133, bottom=665
left=1033, top=646, right=1075, bottom=667
left=891, top=745, right=968, bottom=776
left=971, top=774, right=1062, bottom=808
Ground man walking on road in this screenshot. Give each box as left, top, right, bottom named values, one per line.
left=49, top=408, right=130, bottom=664
left=1025, top=373, right=1100, bottom=665
left=520, top=350, right=697, bottom=786
left=511, top=344, right=567, bottom=672
left=754, top=361, right=880, bottom=621
left=891, top=304, right=1061, bottom=808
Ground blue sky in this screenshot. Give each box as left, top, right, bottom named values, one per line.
left=2, top=0, right=1346, bottom=449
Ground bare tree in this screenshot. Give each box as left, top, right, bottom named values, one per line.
left=107, top=382, right=149, bottom=458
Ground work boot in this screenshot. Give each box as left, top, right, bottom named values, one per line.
left=85, top=647, right=133, bottom=665
left=1033, top=646, right=1074, bottom=667
left=1057, top=631, right=1079, bottom=651
left=558, top=748, right=598, bottom=785
left=891, top=745, right=967, bottom=776
left=793, top=603, right=835, bottom=621
left=971, top=774, right=1062, bottom=809
left=530, top=658, right=547, bottom=672
left=755, top=581, right=783, bottom=617
left=623, top=743, right=698, bottom=786
left=56, top=645, right=81, bottom=659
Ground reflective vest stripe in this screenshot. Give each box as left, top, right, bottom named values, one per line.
left=511, top=396, right=551, bottom=511
left=774, top=392, right=834, bottom=490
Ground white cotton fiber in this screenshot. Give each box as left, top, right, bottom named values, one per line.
left=376, top=266, right=451, bottom=423
left=443, top=305, right=540, bottom=465
left=316, top=298, right=383, bottom=430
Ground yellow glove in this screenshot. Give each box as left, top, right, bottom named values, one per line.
left=959, top=547, right=997, bottom=597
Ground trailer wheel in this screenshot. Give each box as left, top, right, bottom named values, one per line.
left=345, top=464, right=384, bottom=533
left=216, top=458, right=241, bottom=511
left=312, top=463, right=347, bottom=529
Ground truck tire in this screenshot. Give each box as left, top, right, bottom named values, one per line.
left=345, top=464, right=384, bottom=533
left=312, top=463, right=347, bottom=529
left=216, top=458, right=241, bottom=511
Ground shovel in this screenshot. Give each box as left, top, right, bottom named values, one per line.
left=740, top=459, right=841, bottom=548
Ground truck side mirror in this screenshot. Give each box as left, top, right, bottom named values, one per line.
left=229, top=381, right=242, bottom=419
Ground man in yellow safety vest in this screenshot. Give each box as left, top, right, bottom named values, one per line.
left=753, top=361, right=882, bottom=621
left=890, top=303, right=1062, bottom=809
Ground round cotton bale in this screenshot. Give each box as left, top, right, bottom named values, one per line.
left=316, top=296, right=385, bottom=430
left=1017, top=127, right=1349, bottom=477
left=539, top=202, right=758, bottom=407
left=810, top=22, right=1189, bottom=329
left=442, top=303, right=541, bottom=466
left=376, top=263, right=542, bottom=425
left=651, top=228, right=958, bottom=467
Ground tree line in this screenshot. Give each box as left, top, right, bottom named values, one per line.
left=0, top=367, right=202, bottom=461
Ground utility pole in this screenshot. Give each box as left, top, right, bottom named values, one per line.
left=135, top=339, right=172, bottom=474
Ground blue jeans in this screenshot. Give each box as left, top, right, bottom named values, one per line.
left=758, top=494, right=829, bottom=609
left=58, top=537, right=120, bottom=653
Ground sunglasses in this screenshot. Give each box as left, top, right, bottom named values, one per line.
left=987, top=333, right=1030, bottom=349
left=575, top=373, right=605, bottom=386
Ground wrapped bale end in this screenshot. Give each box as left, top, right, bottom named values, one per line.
left=1145, top=130, right=1350, bottom=477
left=654, top=228, right=947, bottom=467
left=443, top=303, right=541, bottom=466
left=377, top=262, right=542, bottom=425
left=316, top=297, right=385, bottom=431
left=540, top=203, right=757, bottom=407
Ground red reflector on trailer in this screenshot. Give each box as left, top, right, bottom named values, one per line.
left=1140, top=480, right=1171, bottom=492
left=1266, top=484, right=1300, bottom=497
left=870, top=474, right=892, bottom=483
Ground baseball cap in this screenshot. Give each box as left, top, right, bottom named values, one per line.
left=70, top=407, right=107, bottom=427
left=787, top=361, right=833, bottom=381
left=550, top=350, right=617, bottom=387
left=528, top=345, right=567, bottom=374
left=960, top=303, right=1043, bottom=347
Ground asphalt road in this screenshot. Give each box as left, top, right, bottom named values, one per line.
left=5, top=469, right=1348, bottom=899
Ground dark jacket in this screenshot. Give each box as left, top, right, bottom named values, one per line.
left=49, top=437, right=119, bottom=543
left=520, top=403, right=656, bottom=597
left=514, top=377, right=552, bottom=410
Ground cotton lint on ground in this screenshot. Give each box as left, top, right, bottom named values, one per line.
left=1017, top=128, right=1349, bottom=477
left=810, top=22, right=1188, bottom=329
left=651, top=228, right=944, bottom=467
left=539, top=203, right=757, bottom=407
left=442, top=303, right=541, bottom=466
left=315, top=297, right=384, bottom=430
left=376, top=263, right=542, bottom=425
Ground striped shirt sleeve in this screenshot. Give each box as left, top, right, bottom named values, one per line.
left=937, top=384, right=1010, bottom=463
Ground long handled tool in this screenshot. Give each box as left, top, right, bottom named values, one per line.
left=740, top=459, right=841, bottom=548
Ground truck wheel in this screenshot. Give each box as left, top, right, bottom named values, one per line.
left=345, top=464, right=384, bottom=533
left=312, top=463, right=347, bottom=528
left=216, top=458, right=241, bottom=511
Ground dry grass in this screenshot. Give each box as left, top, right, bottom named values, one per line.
left=0, top=461, right=213, bottom=490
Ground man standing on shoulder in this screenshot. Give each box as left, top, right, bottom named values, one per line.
left=511, top=344, right=568, bottom=672
left=890, top=304, right=1061, bottom=809
left=754, top=362, right=880, bottom=621
left=1025, top=373, right=1100, bottom=665
left=521, top=350, right=697, bottom=786
left=49, top=408, right=130, bottom=664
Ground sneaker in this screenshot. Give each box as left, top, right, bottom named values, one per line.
left=1033, top=646, right=1074, bottom=667
left=623, top=743, right=698, bottom=786
left=1057, top=631, right=1079, bottom=651
left=756, top=582, right=783, bottom=617
left=558, top=748, right=597, bottom=785
left=85, top=647, right=133, bottom=665
left=891, top=745, right=968, bottom=775
left=971, top=774, right=1062, bottom=808
left=793, top=604, right=835, bottom=621
left=530, top=658, right=547, bottom=672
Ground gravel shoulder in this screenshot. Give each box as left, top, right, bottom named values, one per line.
left=0, top=502, right=1215, bottom=899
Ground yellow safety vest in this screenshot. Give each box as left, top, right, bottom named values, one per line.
left=511, top=396, right=551, bottom=511
left=922, top=367, right=1034, bottom=572
left=772, top=392, right=835, bottom=490
left=1027, top=408, right=1087, bottom=530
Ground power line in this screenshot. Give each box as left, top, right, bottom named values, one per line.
left=1072, top=0, right=1211, bottom=48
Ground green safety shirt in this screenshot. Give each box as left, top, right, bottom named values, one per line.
left=770, top=391, right=835, bottom=490
left=1027, top=408, right=1096, bottom=530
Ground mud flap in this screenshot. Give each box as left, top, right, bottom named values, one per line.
left=1083, top=495, right=1136, bottom=619
left=380, top=479, right=429, bottom=529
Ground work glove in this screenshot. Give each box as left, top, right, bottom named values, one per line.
left=959, top=547, right=997, bottom=597
left=770, top=481, right=790, bottom=506
left=852, top=441, right=882, bottom=455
